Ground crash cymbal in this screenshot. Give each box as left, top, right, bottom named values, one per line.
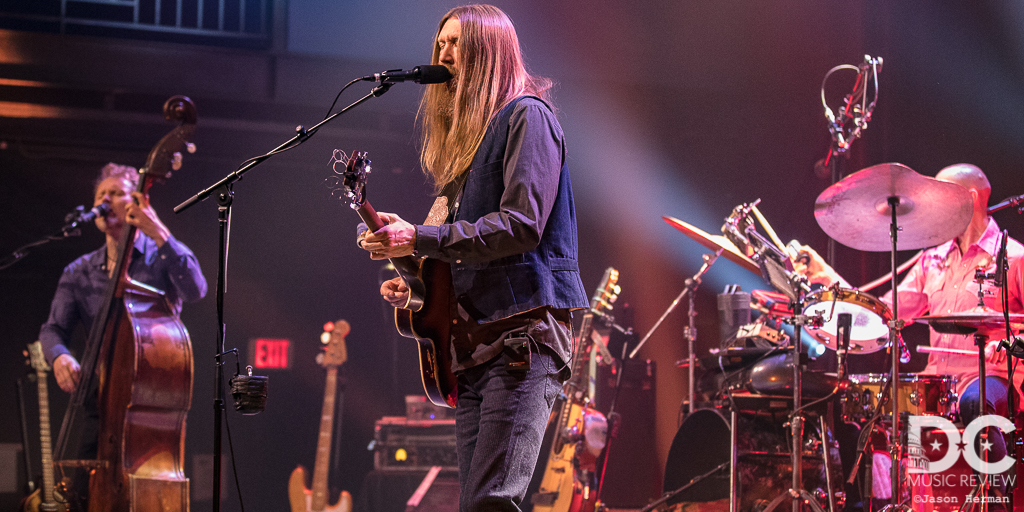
left=663, top=216, right=759, bottom=274
left=916, top=311, right=1024, bottom=336
left=814, top=163, right=973, bottom=252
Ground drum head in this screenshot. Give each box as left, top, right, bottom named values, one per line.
left=803, top=291, right=890, bottom=354
left=663, top=409, right=730, bottom=505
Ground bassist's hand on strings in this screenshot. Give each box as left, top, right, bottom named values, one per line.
left=53, top=353, right=81, bottom=393
left=125, top=191, right=171, bottom=247
left=380, top=277, right=410, bottom=308
left=360, top=211, right=416, bottom=260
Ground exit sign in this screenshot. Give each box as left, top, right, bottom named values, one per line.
left=250, top=338, right=291, bottom=369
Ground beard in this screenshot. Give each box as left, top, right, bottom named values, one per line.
left=437, top=82, right=457, bottom=121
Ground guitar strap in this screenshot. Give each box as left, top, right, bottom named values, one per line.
left=423, top=169, right=472, bottom=226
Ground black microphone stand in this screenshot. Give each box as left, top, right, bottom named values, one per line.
left=173, top=81, right=394, bottom=512
left=0, top=206, right=105, bottom=271
left=819, top=55, right=882, bottom=268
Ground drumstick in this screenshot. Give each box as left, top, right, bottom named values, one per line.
left=916, top=345, right=978, bottom=356
left=751, top=204, right=787, bottom=254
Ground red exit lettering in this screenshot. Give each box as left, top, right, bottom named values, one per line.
left=251, top=338, right=290, bottom=369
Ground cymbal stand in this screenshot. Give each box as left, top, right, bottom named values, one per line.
left=880, top=196, right=911, bottom=512
left=956, top=267, right=1003, bottom=512
left=630, top=248, right=722, bottom=416
left=759, top=299, right=826, bottom=512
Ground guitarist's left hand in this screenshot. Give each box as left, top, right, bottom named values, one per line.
left=361, top=212, right=417, bottom=260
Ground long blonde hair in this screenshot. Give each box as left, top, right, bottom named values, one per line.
left=418, top=4, right=553, bottom=191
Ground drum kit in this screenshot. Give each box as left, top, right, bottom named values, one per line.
left=653, top=162, right=1023, bottom=512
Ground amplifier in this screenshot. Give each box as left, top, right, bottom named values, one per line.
left=372, top=416, right=457, bottom=471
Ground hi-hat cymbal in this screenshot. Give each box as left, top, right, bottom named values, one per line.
left=814, top=163, right=973, bottom=252
left=663, top=216, right=759, bottom=274
left=916, top=311, right=1024, bottom=336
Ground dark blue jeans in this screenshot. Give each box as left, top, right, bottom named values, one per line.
left=455, top=336, right=563, bottom=512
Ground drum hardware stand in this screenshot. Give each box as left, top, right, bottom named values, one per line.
left=630, top=248, right=722, bottom=416
left=760, top=298, right=829, bottom=512
left=878, top=193, right=914, bottom=512
left=955, top=245, right=1014, bottom=512
left=640, top=462, right=731, bottom=512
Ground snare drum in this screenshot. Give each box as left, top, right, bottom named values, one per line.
left=803, top=288, right=891, bottom=354
left=841, top=373, right=959, bottom=423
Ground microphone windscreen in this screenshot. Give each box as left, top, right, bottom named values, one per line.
left=415, top=65, right=453, bottom=84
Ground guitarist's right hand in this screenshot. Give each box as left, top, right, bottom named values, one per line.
left=361, top=212, right=416, bottom=260
left=53, top=353, right=81, bottom=393
left=381, top=277, right=410, bottom=308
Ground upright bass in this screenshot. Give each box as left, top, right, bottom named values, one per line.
left=53, top=96, right=198, bottom=512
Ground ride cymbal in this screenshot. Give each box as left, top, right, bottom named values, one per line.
left=814, top=163, right=973, bottom=252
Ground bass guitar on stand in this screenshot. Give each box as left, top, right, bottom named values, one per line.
left=531, top=268, right=621, bottom=512
left=288, top=319, right=353, bottom=512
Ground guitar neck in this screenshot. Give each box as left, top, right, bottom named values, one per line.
left=565, top=312, right=595, bottom=402
left=37, top=368, right=56, bottom=504
left=310, top=366, right=338, bottom=511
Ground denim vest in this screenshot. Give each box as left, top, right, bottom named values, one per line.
left=449, top=96, right=588, bottom=322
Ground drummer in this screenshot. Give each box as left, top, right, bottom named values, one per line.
left=791, top=164, right=1023, bottom=443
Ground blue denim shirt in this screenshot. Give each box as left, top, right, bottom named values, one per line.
left=38, top=234, right=207, bottom=364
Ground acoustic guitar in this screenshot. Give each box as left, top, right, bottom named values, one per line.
left=288, top=319, right=353, bottom=512
left=21, top=341, right=68, bottom=512
left=329, top=150, right=457, bottom=408
left=531, top=268, right=620, bottom=512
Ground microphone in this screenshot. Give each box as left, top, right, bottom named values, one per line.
left=835, top=313, right=852, bottom=383
left=787, top=240, right=810, bottom=265
left=994, top=230, right=1009, bottom=287
left=62, top=203, right=111, bottom=234
left=361, top=65, right=452, bottom=84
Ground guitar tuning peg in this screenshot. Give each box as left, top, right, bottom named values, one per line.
left=186, top=142, right=197, bottom=154
left=315, top=353, right=325, bottom=365
left=171, top=152, right=183, bottom=171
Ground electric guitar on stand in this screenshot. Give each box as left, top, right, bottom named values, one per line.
left=22, top=341, right=67, bottom=512
left=531, top=268, right=621, bottom=512
left=288, top=320, right=353, bottom=512
left=328, top=149, right=457, bottom=408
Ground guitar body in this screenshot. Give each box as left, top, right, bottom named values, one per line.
left=287, top=465, right=352, bottom=512
left=334, top=150, right=457, bottom=408
left=394, top=258, right=457, bottom=408
left=20, top=486, right=69, bottom=512
left=532, top=398, right=597, bottom=512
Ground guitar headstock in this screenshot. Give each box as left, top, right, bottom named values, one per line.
left=317, top=319, right=349, bottom=368
left=590, top=267, right=621, bottom=317
left=27, top=341, right=50, bottom=373
left=325, top=149, right=372, bottom=210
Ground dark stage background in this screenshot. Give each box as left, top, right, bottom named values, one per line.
left=1, top=1, right=1022, bottom=510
